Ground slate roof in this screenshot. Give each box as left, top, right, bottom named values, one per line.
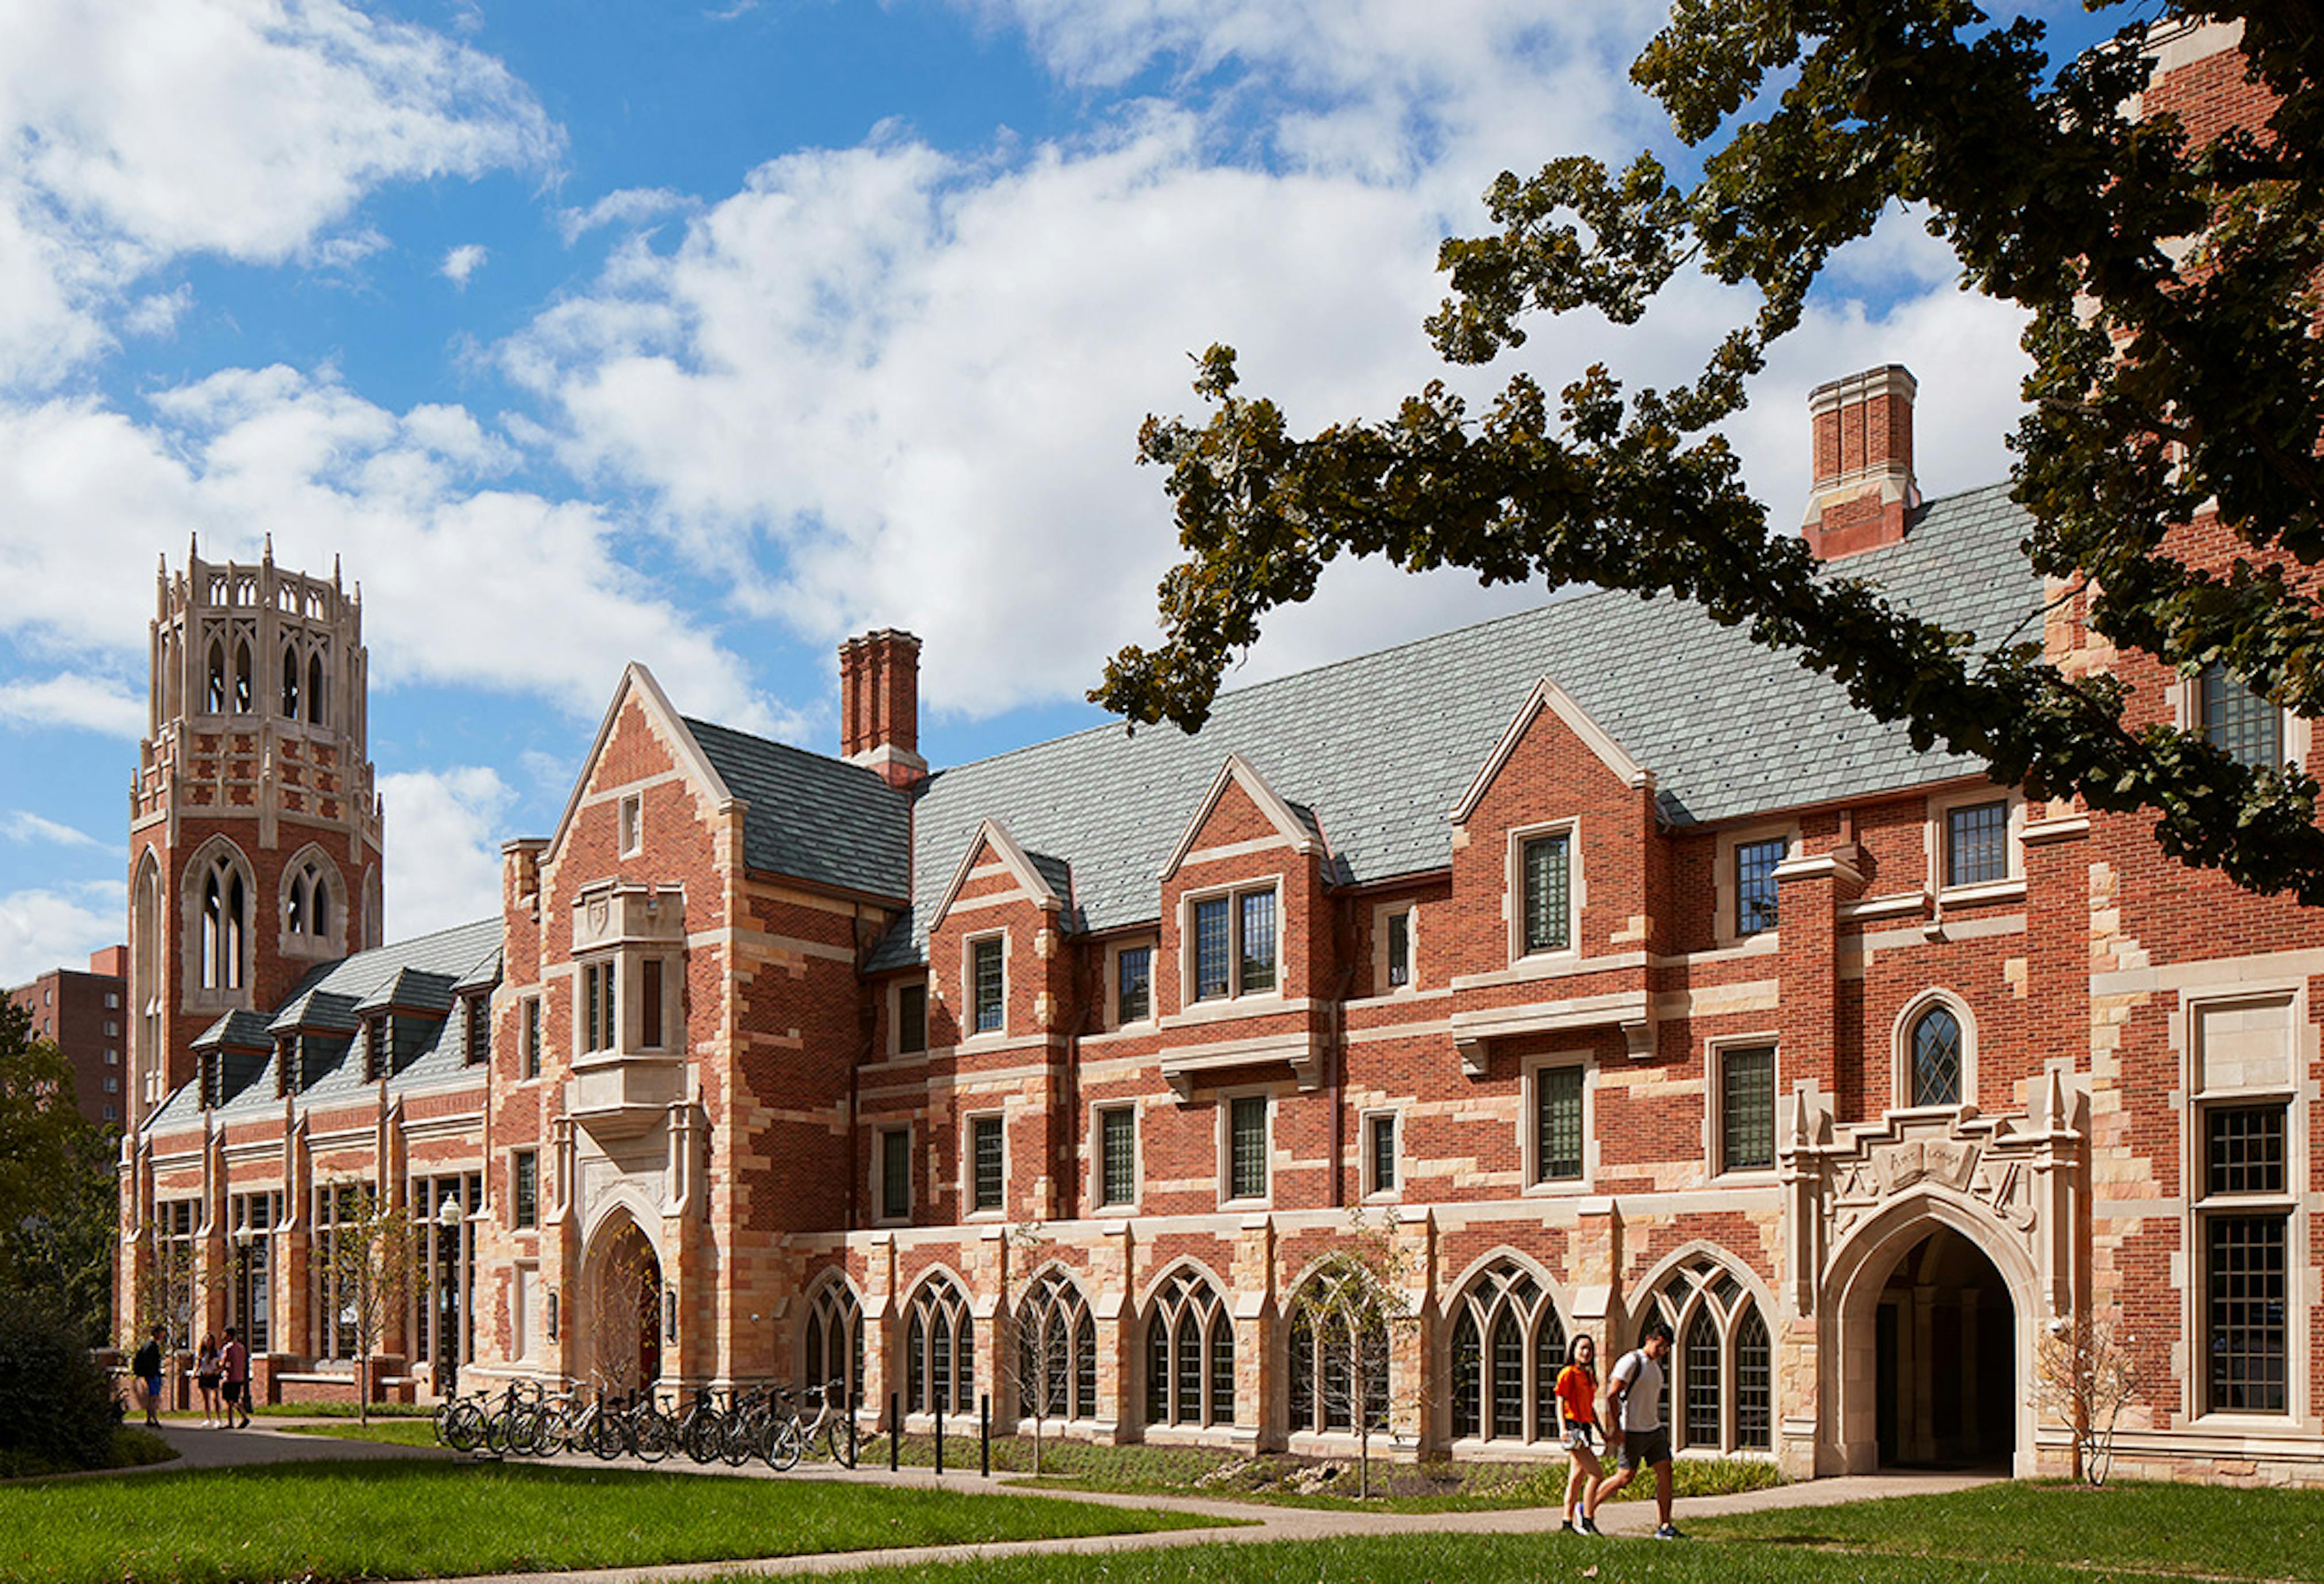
left=192, top=1010, right=274, bottom=1051
left=148, top=918, right=502, bottom=1128
left=686, top=717, right=913, bottom=900
left=355, top=967, right=455, bottom=1016
left=865, top=483, right=2042, bottom=969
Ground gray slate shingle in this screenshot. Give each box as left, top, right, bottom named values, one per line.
left=685, top=718, right=912, bottom=900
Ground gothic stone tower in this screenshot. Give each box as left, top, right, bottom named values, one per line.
left=127, top=541, right=383, bottom=1124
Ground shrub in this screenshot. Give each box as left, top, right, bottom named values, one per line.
left=0, top=1292, right=121, bottom=1474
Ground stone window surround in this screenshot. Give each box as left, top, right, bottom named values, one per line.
left=1714, top=823, right=1798, bottom=948
left=520, top=994, right=543, bottom=1080
left=1925, top=785, right=2027, bottom=902
left=1177, top=879, right=1285, bottom=1008
left=277, top=843, right=349, bottom=960
left=872, top=1123, right=915, bottom=1226
left=888, top=974, right=929, bottom=1058
left=2171, top=670, right=2311, bottom=769
left=1706, top=1032, right=1782, bottom=1181
left=960, top=929, right=1010, bottom=1044
left=1105, top=936, right=1159, bottom=1030
left=1217, top=1086, right=1274, bottom=1209
left=1360, top=1106, right=1402, bottom=1202
left=961, top=1108, right=1008, bottom=1221
left=1520, top=1048, right=1597, bottom=1195
left=1890, top=987, right=1978, bottom=1113
left=1504, top=818, right=1584, bottom=966
left=1090, top=1101, right=1141, bottom=1215
left=2177, top=983, right=2309, bottom=1428
left=1371, top=900, right=1420, bottom=994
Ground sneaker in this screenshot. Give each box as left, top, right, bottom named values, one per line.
left=1560, top=1519, right=1576, bottom=1534
left=1577, top=1516, right=1603, bottom=1536
left=1653, top=1524, right=1686, bottom=1540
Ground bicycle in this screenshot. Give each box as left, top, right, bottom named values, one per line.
left=791, top=1378, right=855, bottom=1469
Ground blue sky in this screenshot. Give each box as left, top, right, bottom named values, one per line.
left=0, top=0, right=2124, bottom=982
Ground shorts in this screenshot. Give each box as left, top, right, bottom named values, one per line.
left=197, top=1375, right=220, bottom=1391
left=1615, top=1426, right=1672, bottom=1471
left=223, top=1381, right=246, bottom=1407
left=142, top=1376, right=162, bottom=1402
left=1563, top=1423, right=1597, bottom=1452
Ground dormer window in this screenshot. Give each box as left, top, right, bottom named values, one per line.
left=970, top=936, right=1006, bottom=1035
left=1190, top=886, right=1276, bottom=1002
left=1520, top=830, right=1572, bottom=955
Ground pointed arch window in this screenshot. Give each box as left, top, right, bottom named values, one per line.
left=903, top=1275, right=973, bottom=1415
left=198, top=852, right=251, bottom=992
left=234, top=640, right=253, bottom=712
left=1143, top=1269, right=1234, bottom=1427
left=801, top=1278, right=864, bottom=1409
left=1635, top=1255, right=1771, bottom=1454
left=281, top=645, right=301, bottom=717
left=308, top=650, right=327, bottom=726
left=1286, top=1269, right=1390, bottom=1436
left=1016, top=1269, right=1098, bottom=1424
left=206, top=640, right=227, bottom=713
left=1446, top=1256, right=1567, bottom=1444
left=1910, top=1005, right=1963, bottom=1108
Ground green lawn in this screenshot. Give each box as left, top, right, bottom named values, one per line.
left=1698, top=1479, right=2324, bottom=1581
left=0, top=1458, right=1228, bottom=1584
left=811, top=1529, right=2151, bottom=1584
left=284, top=1419, right=441, bottom=1447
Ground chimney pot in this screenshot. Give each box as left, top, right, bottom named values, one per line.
left=1802, top=364, right=1919, bottom=559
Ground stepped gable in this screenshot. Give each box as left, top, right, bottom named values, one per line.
left=865, top=482, right=2039, bottom=970
left=684, top=716, right=912, bottom=899
left=144, top=917, right=502, bottom=1127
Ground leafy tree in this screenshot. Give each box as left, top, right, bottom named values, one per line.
left=1287, top=1211, right=1423, bottom=1499
left=1095, top=3, right=2324, bottom=902
left=314, top=1178, right=426, bottom=1426
left=0, top=999, right=117, bottom=1341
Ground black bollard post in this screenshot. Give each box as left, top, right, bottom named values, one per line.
left=888, top=1393, right=900, bottom=1472
left=934, top=1400, right=944, bottom=1475
left=980, top=1394, right=990, bottom=1478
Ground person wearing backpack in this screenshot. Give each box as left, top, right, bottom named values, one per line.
left=1586, top=1322, right=1682, bottom=1539
left=131, top=1325, right=166, bottom=1428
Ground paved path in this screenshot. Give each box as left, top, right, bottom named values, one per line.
left=112, top=1419, right=1999, bottom=1580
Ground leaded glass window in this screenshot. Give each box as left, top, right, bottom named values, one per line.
left=1367, top=1114, right=1397, bottom=1195
left=1239, top=890, right=1276, bottom=993
left=2207, top=1106, right=2286, bottom=1196
left=2199, top=663, right=2283, bottom=770
left=1116, top=946, right=1152, bottom=1024
left=1386, top=910, right=1412, bottom=987
left=1100, top=1107, right=1137, bottom=1207
left=1909, top=1006, right=1963, bottom=1107
left=1683, top=1307, right=1722, bottom=1449
left=1536, top=1065, right=1584, bottom=1182
left=1522, top=833, right=1571, bottom=953
left=1944, top=800, right=2010, bottom=887
left=1194, top=897, right=1232, bottom=999
left=2207, top=1216, right=2287, bottom=1414
left=972, top=937, right=1005, bottom=1033
left=904, top=1276, right=973, bottom=1414
left=1229, top=1095, right=1268, bottom=1201
left=1016, top=1269, right=1095, bottom=1423
left=879, top=1128, right=911, bottom=1220
left=1734, top=1306, right=1771, bottom=1450
left=897, top=980, right=926, bottom=1053
left=1721, top=1046, right=1776, bottom=1173
left=1145, top=1269, right=1233, bottom=1426
left=972, top=1115, right=1005, bottom=1212
left=1736, top=837, right=1784, bottom=935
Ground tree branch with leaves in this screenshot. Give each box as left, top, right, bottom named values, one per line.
left=1096, top=3, right=2324, bottom=902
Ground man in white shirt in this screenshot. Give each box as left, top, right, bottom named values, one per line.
left=1584, top=1322, right=1680, bottom=1539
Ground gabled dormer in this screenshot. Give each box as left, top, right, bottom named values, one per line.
left=1446, top=676, right=1662, bottom=1075
left=924, top=818, right=1073, bottom=1048
left=354, top=968, right=454, bottom=1082
left=267, top=987, right=358, bottom=1093
left=190, top=1010, right=272, bottom=1109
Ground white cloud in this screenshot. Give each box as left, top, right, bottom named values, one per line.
left=555, top=187, right=694, bottom=246
left=0, top=0, right=560, bottom=388
left=377, top=766, right=513, bottom=938
left=0, top=884, right=121, bottom=986
left=121, top=284, right=193, bottom=339
left=0, top=669, right=145, bottom=737
left=441, top=243, right=489, bottom=287
left=3, top=810, right=112, bottom=851
left=0, top=371, right=783, bottom=731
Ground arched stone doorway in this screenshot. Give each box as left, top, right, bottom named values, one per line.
left=1823, top=1194, right=2040, bottom=1477
left=583, top=1212, right=663, bottom=1396
left=1872, top=1227, right=2014, bottom=1468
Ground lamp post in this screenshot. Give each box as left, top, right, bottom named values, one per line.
left=437, top=1192, right=464, bottom=1398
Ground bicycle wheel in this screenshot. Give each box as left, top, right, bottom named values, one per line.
left=720, top=1411, right=756, bottom=1467
left=510, top=1404, right=548, bottom=1457
left=633, top=1406, right=674, bottom=1463
left=482, top=1408, right=511, bottom=1458
left=585, top=1410, right=624, bottom=1461
left=443, top=1400, right=488, bottom=1455
left=764, top=1417, right=802, bottom=1472
left=683, top=1412, right=724, bottom=1465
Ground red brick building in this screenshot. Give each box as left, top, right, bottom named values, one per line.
left=117, top=21, right=2319, bottom=1483
left=6, top=947, right=130, bottom=1127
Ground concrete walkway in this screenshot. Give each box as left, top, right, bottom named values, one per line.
left=111, top=1419, right=1998, bottom=1580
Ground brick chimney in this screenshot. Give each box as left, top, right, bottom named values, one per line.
left=839, top=629, right=926, bottom=788
left=1802, top=365, right=1920, bottom=559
